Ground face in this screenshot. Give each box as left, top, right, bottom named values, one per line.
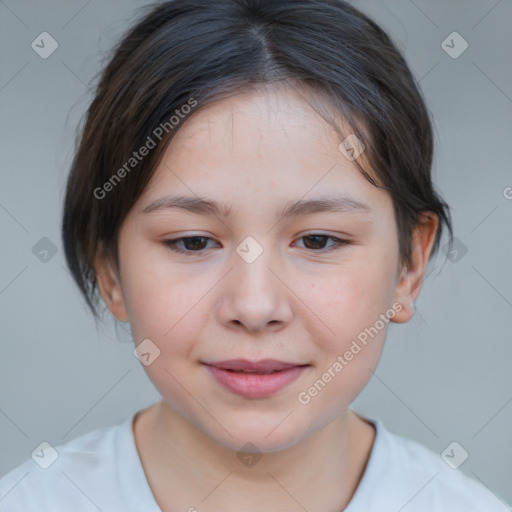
left=96, top=86, right=430, bottom=452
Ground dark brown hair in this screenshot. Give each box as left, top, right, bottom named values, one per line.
left=62, top=0, right=453, bottom=319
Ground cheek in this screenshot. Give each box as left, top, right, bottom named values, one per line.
left=297, top=253, right=397, bottom=409
left=120, top=249, right=205, bottom=352
left=123, top=266, right=210, bottom=406
left=297, top=268, right=391, bottom=414
left=314, top=258, right=393, bottom=347
left=121, top=266, right=217, bottom=428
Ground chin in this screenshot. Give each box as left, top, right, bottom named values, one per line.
left=201, top=410, right=312, bottom=454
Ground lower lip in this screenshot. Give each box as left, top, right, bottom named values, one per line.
left=204, top=364, right=308, bottom=398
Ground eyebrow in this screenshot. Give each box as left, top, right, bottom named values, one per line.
left=142, top=193, right=372, bottom=221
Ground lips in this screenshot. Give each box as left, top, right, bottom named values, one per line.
left=206, top=359, right=303, bottom=373
left=203, top=359, right=310, bottom=398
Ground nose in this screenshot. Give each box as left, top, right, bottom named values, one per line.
left=215, top=247, right=294, bottom=334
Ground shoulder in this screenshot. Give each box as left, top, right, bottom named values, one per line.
left=0, top=416, right=132, bottom=511
left=389, top=430, right=500, bottom=507
left=355, top=418, right=509, bottom=511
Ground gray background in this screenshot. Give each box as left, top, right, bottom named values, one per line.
left=1, top=0, right=511, bottom=507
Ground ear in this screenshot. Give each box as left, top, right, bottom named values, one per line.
left=94, top=245, right=129, bottom=322
left=391, top=212, right=439, bottom=324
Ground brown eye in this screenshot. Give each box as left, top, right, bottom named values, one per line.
left=295, top=234, right=349, bottom=253
left=302, top=235, right=330, bottom=250
left=163, top=236, right=215, bottom=254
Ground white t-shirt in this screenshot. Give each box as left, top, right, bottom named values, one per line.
left=0, top=411, right=508, bottom=511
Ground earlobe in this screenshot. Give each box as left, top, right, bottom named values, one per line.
left=390, top=212, right=439, bottom=324
left=391, top=292, right=415, bottom=324
left=94, top=248, right=129, bottom=322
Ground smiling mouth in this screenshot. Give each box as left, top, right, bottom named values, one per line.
left=202, top=359, right=310, bottom=398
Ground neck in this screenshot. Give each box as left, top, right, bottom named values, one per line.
left=133, top=401, right=375, bottom=512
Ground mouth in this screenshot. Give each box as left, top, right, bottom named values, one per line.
left=202, top=359, right=310, bottom=398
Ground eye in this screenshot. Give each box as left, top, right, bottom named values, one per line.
left=163, top=236, right=218, bottom=254
left=294, top=234, right=350, bottom=253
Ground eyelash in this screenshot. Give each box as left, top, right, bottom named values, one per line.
left=163, top=234, right=350, bottom=255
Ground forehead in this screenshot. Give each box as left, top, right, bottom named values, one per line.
left=175, top=86, right=346, bottom=155
left=136, top=86, right=389, bottom=219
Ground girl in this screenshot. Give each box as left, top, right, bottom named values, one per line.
left=1, top=0, right=507, bottom=510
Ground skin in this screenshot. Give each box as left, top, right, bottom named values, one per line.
left=95, top=84, right=438, bottom=511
